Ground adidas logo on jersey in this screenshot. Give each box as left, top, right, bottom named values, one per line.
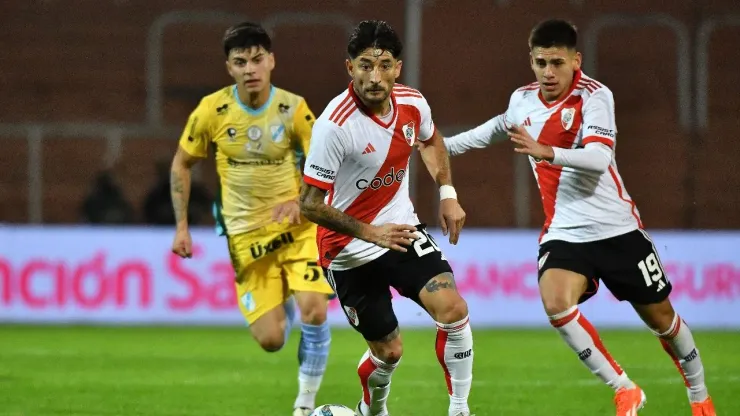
left=362, top=143, right=376, bottom=154
left=522, top=117, right=532, bottom=126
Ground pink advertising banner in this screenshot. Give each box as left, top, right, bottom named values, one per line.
left=1, top=226, right=738, bottom=328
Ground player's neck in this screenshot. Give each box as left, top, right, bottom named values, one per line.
left=360, top=97, right=392, bottom=117
left=368, top=100, right=392, bottom=117
left=236, top=85, right=271, bottom=110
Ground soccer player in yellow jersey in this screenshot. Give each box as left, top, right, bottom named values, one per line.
left=169, top=22, right=333, bottom=416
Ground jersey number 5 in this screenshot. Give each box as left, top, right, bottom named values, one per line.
left=413, top=229, right=441, bottom=257
left=638, top=252, right=667, bottom=291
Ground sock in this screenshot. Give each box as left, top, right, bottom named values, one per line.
left=436, top=316, right=474, bottom=415
left=283, top=296, right=297, bottom=342
left=294, top=321, right=331, bottom=410
left=550, top=306, right=634, bottom=391
left=357, top=349, right=398, bottom=416
left=654, top=313, right=709, bottom=403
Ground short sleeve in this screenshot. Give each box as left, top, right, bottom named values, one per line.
left=178, top=99, right=211, bottom=158
left=302, top=119, right=345, bottom=191
left=582, top=89, right=617, bottom=148
left=292, top=98, right=317, bottom=154
left=417, top=97, right=437, bottom=141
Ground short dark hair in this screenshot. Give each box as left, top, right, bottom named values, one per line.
left=529, top=19, right=578, bottom=50
left=223, top=22, right=272, bottom=57
left=347, top=20, right=403, bottom=59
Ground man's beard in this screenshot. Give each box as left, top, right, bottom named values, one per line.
left=363, top=88, right=388, bottom=104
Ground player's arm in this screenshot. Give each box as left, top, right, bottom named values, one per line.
left=550, top=142, right=611, bottom=173
left=170, top=103, right=210, bottom=257
left=299, top=184, right=417, bottom=252
left=508, top=89, right=614, bottom=173
left=298, top=119, right=366, bottom=238
left=444, top=113, right=510, bottom=156
left=299, top=185, right=367, bottom=240
left=417, top=129, right=453, bottom=187
left=171, top=146, right=205, bottom=229
left=507, top=126, right=611, bottom=173
left=551, top=88, right=616, bottom=173
left=416, top=100, right=466, bottom=245
left=299, top=121, right=417, bottom=252
left=444, top=91, right=519, bottom=156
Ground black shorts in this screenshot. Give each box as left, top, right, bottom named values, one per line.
left=537, top=229, right=673, bottom=305
left=324, top=224, right=453, bottom=341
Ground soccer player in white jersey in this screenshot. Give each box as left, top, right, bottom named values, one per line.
left=299, top=20, right=474, bottom=416
left=444, top=19, right=716, bottom=416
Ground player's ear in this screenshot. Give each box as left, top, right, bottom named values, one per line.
left=345, top=58, right=354, bottom=77
left=225, top=60, right=234, bottom=78
left=573, top=51, right=582, bottom=71
left=394, top=59, right=403, bottom=79
left=268, top=52, right=275, bottom=71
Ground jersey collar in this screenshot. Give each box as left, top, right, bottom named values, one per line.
left=233, top=84, right=275, bottom=116
left=538, top=69, right=582, bottom=109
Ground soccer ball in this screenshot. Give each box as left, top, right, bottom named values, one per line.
left=310, top=404, right=357, bottom=416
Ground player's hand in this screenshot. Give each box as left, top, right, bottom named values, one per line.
left=367, top=223, right=419, bottom=252
left=272, top=200, right=301, bottom=225
left=439, top=198, right=466, bottom=245
left=508, top=124, right=555, bottom=162
left=172, top=227, right=193, bottom=258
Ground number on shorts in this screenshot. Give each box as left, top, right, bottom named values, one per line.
left=413, top=229, right=441, bottom=257
left=303, top=262, right=322, bottom=282
left=638, top=252, right=665, bottom=288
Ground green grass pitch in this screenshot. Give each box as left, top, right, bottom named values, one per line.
left=1, top=326, right=737, bottom=415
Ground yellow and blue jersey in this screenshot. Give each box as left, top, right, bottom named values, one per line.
left=179, top=85, right=316, bottom=236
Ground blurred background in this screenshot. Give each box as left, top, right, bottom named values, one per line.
left=1, top=0, right=739, bottom=325
left=2, top=2, right=740, bottom=415
left=2, top=0, right=739, bottom=229
left=0, top=1, right=739, bottom=321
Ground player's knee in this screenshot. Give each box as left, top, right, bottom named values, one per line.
left=253, top=331, right=286, bottom=352
left=297, top=294, right=328, bottom=325
left=541, top=293, right=576, bottom=317
left=371, top=341, right=403, bottom=364
left=634, top=299, right=676, bottom=334
left=300, top=305, right=327, bottom=325
left=433, top=296, right=469, bottom=324
left=539, top=271, right=586, bottom=316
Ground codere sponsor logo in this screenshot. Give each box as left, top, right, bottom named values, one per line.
left=356, top=167, right=406, bottom=190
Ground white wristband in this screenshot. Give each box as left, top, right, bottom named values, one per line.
left=439, top=185, right=457, bottom=201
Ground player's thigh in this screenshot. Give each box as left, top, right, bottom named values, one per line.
left=228, top=232, right=287, bottom=327
left=279, top=222, right=334, bottom=297
left=596, top=229, right=673, bottom=305
left=325, top=262, right=397, bottom=343
left=383, top=226, right=462, bottom=319
left=538, top=240, right=598, bottom=310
